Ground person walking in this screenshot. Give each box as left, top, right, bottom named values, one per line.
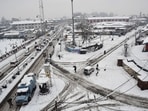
left=58, top=55, right=61, bottom=59
left=73, top=66, right=77, bottom=73
left=7, top=98, right=13, bottom=108
left=96, top=64, right=99, bottom=76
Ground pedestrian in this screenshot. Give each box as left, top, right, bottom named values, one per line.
left=96, top=64, right=99, bottom=69
left=96, top=64, right=99, bottom=76
left=49, top=54, right=52, bottom=59
left=73, top=66, right=77, bottom=73
left=7, top=98, right=13, bottom=108
left=58, top=55, right=61, bottom=59
left=104, top=50, right=106, bottom=55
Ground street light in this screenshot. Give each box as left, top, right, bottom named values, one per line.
left=12, top=44, right=20, bottom=74
left=71, top=0, right=76, bottom=46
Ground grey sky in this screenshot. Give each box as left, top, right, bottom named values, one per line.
left=0, top=0, right=148, bottom=19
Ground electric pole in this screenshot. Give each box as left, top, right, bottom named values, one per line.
left=39, top=0, right=45, bottom=33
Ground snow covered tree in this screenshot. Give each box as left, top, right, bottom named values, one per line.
left=75, top=15, right=93, bottom=44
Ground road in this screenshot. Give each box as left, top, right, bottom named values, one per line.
left=0, top=24, right=64, bottom=111
left=1, top=25, right=147, bottom=111
left=43, top=28, right=148, bottom=110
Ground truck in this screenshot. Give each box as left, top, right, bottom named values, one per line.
left=15, top=73, right=36, bottom=105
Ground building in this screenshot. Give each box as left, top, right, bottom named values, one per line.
left=143, top=37, right=148, bottom=51
left=2, top=31, right=25, bottom=39
left=11, top=20, right=43, bottom=31
left=87, top=17, right=130, bottom=23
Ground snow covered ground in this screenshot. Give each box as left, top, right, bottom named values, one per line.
left=1, top=27, right=148, bottom=111
left=51, top=28, right=148, bottom=110
left=0, top=39, right=23, bottom=55
left=20, top=74, right=66, bottom=111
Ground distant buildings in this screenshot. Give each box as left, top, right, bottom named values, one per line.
left=87, top=17, right=130, bottom=23
left=3, top=31, right=23, bottom=38
left=11, top=20, right=42, bottom=30
left=74, top=16, right=134, bottom=36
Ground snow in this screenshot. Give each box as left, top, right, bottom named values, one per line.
left=143, top=37, right=148, bottom=44
left=1, top=26, right=148, bottom=110
left=17, top=87, right=28, bottom=93
left=88, top=16, right=130, bottom=20
left=37, top=69, right=49, bottom=83
left=37, top=75, right=49, bottom=84
left=84, top=66, right=93, bottom=70
left=0, top=36, right=48, bottom=104
left=20, top=76, right=33, bottom=86
left=20, top=74, right=65, bottom=111
left=51, top=26, right=148, bottom=106
left=4, top=31, right=20, bottom=36
left=0, top=39, right=23, bottom=55
left=11, top=20, right=42, bottom=25
left=0, top=38, right=40, bottom=69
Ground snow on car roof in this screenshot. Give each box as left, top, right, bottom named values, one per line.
left=19, top=76, right=33, bottom=86
left=17, top=87, right=29, bottom=93
left=84, top=66, right=93, bottom=70
left=27, top=73, right=35, bottom=77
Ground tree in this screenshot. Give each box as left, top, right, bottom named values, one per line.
left=75, top=14, right=93, bottom=44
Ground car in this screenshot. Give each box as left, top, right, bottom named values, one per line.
left=10, top=61, right=19, bottom=67
left=84, top=66, right=94, bottom=75
left=30, top=56, right=34, bottom=59
left=36, top=47, right=41, bottom=51
left=24, top=51, right=30, bottom=56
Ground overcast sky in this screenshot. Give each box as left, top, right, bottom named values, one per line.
left=0, top=0, right=148, bottom=20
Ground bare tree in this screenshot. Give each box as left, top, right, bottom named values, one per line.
left=75, top=14, right=93, bottom=44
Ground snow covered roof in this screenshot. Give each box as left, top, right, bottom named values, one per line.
left=11, top=20, right=42, bottom=25
left=84, top=66, right=93, bottom=70
left=37, top=75, right=49, bottom=84
left=44, top=63, right=50, bottom=67
left=40, top=69, right=45, bottom=74
left=141, top=24, right=148, bottom=33
left=19, top=76, right=33, bottom=86
left=17, top=87, right=29, bottom=93
left=27, top=73, right=35, bottom=77
left=143, top=37, right=148, bottom=44
left=37, top=69, right=49, bottom=84
left=94, top=22, right=129, bottom=29
left=4, top=31, right=20, bottom=36
left=88, top=16, right=130, bottom=20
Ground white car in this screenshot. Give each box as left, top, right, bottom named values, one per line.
left=84, top=66, right=94, bottom=75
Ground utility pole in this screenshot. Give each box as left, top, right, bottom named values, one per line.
left=12, top=44, right=20, bottom=73
left=39, top=0, right=45, bottom=33
left=71, top=0, right=76, bottom=46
